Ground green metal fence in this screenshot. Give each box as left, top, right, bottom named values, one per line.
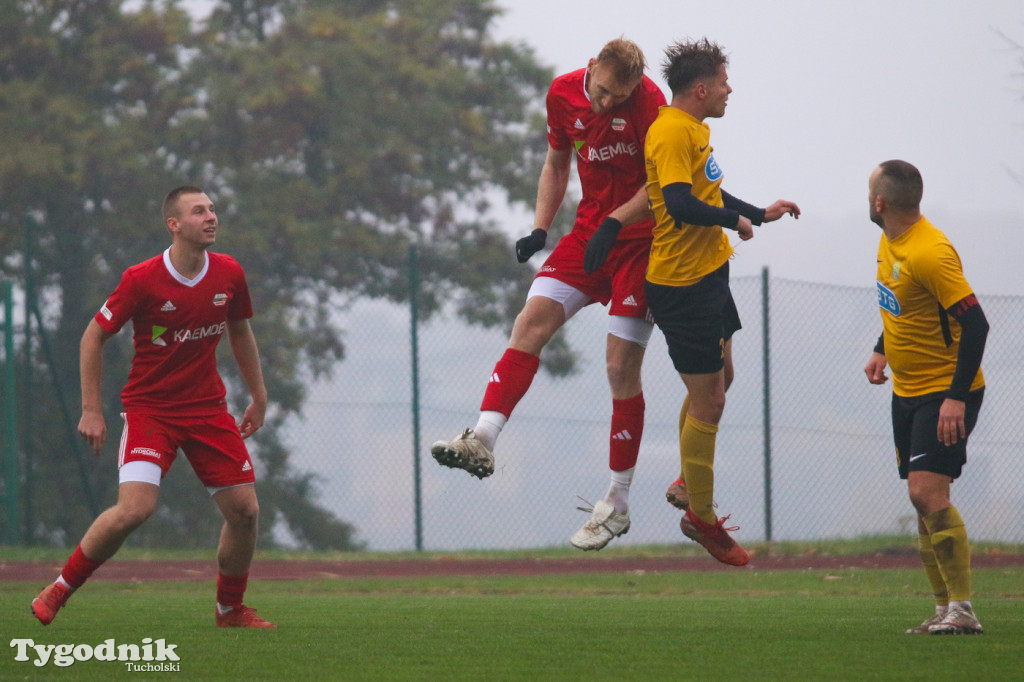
left=2, top=281, right=18, bottom=545
left=276, top=269, right=1024, bottom=551
left=3, top=270, right=1021, bottom=552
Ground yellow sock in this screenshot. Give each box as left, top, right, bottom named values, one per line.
left=677, top=395, right=691, bottom=480
left=923, top=507, right=971, bottom=603
left=918, top=532, right=949, bottom=607
left=680, top=414, right=718, bottom=524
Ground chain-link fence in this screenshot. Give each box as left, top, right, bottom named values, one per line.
left=279, top=272, right=1023, bottom=551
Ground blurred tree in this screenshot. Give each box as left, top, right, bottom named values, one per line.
left=188, top=0, right=570, bottom=348
left=0, top=0, right=208, bottom=547
left=0, top=0, right=574, bottom=550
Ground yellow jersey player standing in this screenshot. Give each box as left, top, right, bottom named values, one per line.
left=864, top=160, right=989, bottom=635
left=644, top=39, right=799, bottom=565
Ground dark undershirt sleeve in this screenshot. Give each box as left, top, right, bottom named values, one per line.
left=946, top=295, right=988, bottom=401
left=721, top=190, right=766, bottom=226
left=662, top=182, right=740, bottom=229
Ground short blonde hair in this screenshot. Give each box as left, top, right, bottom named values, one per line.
left=595, top=38, right=647, bottom=86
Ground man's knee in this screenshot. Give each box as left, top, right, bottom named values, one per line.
left=908, top=477, right=950, bottom=517
left=685, top=386, right=726, bottom=423
left=111, top=499, right=156, bottom=530
left=698, top=396, right=726, bottom=423
left=605, top=325, right=648, bottom=395
left=909, top=491, right=946, bottom=517
left=606, top=349, right=644, bottom=394
left=111, top=482, right=159, bottom=530
left=510, top=301, right=564, bottom=353
left=605, top=358, right=637, bottom=390
left=219, top=491, right=260, bottom=529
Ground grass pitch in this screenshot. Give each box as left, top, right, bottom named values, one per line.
left=2, top=564, right=1022, bottom=681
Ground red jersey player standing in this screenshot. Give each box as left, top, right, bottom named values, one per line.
left=31, top=186, right=274, bottom=628
left=431, top=39, right=666, bottom=550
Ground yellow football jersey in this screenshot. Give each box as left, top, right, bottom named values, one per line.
left=645, top=106, right=733, bottom=287
left=876, top=215, right=984, bottom=397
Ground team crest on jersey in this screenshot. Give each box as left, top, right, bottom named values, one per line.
left=213, top=293, right=228, bottom=306
left=705, top=154, right=723, bottom=181
left=891, top=262, right=901, bottom=281
left=876, top=281, right=901, bottom=316
left=152, top=325, right=168, bottom=347
left=611, top=117, right=626, bottom=131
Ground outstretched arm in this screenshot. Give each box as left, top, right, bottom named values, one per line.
left=663, top=183, right=755, bottom=241
left=722, top=192, right=800, bottom=225
left=227, top=318, right=268, bottom=440
left=762, top=199, right=801, bottom=222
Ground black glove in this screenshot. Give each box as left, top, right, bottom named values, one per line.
left=515, top=229, right=547, bottom=263
left=583, top=217, right=623, bottom=274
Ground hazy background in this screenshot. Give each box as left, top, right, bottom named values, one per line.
left=486, top=0, right=1024, bottom=292
left=179, top=1, right=1024, bottom=551
left=179, top=0, right=1024, bottom=293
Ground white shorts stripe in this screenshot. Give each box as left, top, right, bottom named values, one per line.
left=117, top=412, right=129, bottom=468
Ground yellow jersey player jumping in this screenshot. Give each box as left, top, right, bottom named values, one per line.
left=644, top=39, right=799, bottom=565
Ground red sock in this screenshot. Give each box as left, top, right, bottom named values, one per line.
left=609, top=393, right=645, bottom=471
left=479, top=348, right=540, bottom=418
left=216, top=573, right=248, bottom=609
left=60, top=545, right=104, bottom=589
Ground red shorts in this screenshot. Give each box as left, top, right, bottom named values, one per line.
left=118, top=411, right=255, bottom=488
left=536, top=232, right=652, bottom=318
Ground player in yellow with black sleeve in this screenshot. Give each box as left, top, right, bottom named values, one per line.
left=864, top=160, right=989, bottom=635
left=644, top=39, right=800, bottom=566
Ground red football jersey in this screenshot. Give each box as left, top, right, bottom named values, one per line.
left=546, top=68, right=665, bottom=241
left=95, top=248, right=254, bottom=416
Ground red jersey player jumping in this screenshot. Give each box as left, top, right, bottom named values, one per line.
left=31, top=186, right=274, bottom=628
left=431, top=38, right=666, bottom=550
